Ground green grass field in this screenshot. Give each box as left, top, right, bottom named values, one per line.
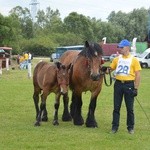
left=0, top=58, right=150, bottom=150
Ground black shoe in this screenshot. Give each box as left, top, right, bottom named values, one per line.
left=128, top=129, right=134, bottom=134
left=111, top=129, right=117, bottom=134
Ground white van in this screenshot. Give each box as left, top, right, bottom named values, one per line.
left=137, top=48, right=150, bottom=68
left=50, top=53, right=60, bottom=62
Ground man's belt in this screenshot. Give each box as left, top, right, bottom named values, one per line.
left=116, top=79, right=134, bottom=84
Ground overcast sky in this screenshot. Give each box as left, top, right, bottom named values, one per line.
left=0, top=0, right=150, bottom=21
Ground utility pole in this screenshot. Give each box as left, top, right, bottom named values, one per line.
left=148, top=8, right=150, bottom=47
left=29, top=0, right=40, bottom=22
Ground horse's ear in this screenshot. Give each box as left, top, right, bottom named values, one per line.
left=85, top=41, right=90, bottom=48
left=55, top=61, right=62, bottom=69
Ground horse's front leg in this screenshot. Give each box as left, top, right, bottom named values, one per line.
left=62, top=93, right=72, bottom=121
left=33, top=92, right=39, bottom=120
left=72, top=92, right=84, bottom=126
left=53, top=94, right=61, bottom=125
left=70, top=92, right=76, bottom=119
left=34, top=94, right=47, bottom=126
left=85, top=96, right=98, bottom=128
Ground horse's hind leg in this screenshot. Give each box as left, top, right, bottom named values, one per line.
left=62, top=93, right=72, bottom=121
left=34, top=94, right=47, bottom=126
left=85, top=96, right=98, bottom=128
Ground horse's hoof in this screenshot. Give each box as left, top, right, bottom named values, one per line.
left=73, top=117, right=84, bottom=126
left=53, top=120, right=59, bottom=126
left=85, top=119, right=98, bottom=128
left=34, top=122, right=41, bottom=126
left=86, top=123, right=98, bottom=128
left=62, top=114, right=72, bottom=121
left=42, top=117, right=48, bottom=122
left=74, top=121, right=84, bottom=126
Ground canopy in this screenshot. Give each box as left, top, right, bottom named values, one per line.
left=0, top=47, right=12, bottom=50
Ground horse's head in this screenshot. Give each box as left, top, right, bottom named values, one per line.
left=55, top=62, right=71, bottom=95
left=80, top=41, right=103, bottom=81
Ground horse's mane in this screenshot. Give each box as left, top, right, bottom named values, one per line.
left=79, top=41, right=103, bottom=58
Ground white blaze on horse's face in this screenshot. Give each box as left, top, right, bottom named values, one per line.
left=94, top=51, right=98, bottom=56
left=90, top=56, right=101, bottom=81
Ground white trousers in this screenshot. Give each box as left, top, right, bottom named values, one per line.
left=28, top=63, right=32, bottom=78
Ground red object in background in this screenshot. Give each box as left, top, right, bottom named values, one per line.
left=102, top=43, right=120, bottom=56
left=101, top=58, right=105, bottom=64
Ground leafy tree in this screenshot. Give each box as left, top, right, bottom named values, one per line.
left=35, top=7, right=63, bottom=35
left=36, top=10, right=46, bottom=29
left=1, top=5, right=150, bottom=56
left=45, top=7, right=63, bottom=33
left=127, top=8, right=148, bottom=41
left=107, top=8, right=148, bottom=41
left=10, top=6, right=34, bottom=39
left=64, top=12, right=94, bottom=41
left=0, top=13, right=22, bottom=54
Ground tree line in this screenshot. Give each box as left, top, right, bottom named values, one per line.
left=0, top=6, right=149, bottom=56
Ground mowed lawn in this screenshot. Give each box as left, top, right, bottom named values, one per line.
left=0, top=58, right=150, bottom=150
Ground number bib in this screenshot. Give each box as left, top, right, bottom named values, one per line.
left=116, top=55, right=133, bottom=76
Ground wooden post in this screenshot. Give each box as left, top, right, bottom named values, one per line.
left=6, top=58, right=9, bottom=71
left=0, top=59, right=2, bottom=75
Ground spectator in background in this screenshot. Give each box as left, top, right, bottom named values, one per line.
left=28, top=52, right=32, bottom=78
left=23, top=52, right=29, bottom=69
left=19, top=55, right=25, bottom=69
left=17, top=54, right=20, bottom=65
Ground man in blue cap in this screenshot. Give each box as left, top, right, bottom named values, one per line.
left=109, top=39, right=141, bottom=134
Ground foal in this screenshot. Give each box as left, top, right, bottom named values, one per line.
left=33, top=61, right=71, bottom=126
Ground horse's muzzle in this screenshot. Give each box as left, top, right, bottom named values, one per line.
left=60, top=86, right=68, bottom=95
left=90, top=73, right=100, bottom=81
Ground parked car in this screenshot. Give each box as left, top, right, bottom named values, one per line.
left=50, top=53, right=60, bottom=62
left=136, top=48, right=150, bottom=68
left=102, top=56, right=110, bottom=61
left=109, top=54, right=118, bottom=62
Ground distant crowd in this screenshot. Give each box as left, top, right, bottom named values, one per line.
left=17, top=52, right=32, bottom=69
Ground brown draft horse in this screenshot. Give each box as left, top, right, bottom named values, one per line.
left=33, top=61, right=71, bottom=126
left=59, top=41, right=104, bottom=127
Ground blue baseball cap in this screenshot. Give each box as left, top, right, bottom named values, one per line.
left=118, top=39, right=130, bottom=48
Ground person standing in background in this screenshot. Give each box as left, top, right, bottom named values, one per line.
left=28, top=52, right=32, bottom=78
left=24, top=52, right=29, bottom=69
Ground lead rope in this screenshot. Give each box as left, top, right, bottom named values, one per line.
left=135, top=97, right=150, bottom=125
left=103, top=68, right=112, bottom=87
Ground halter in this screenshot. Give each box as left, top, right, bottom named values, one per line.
left=86, top=55, right=103, bottom=74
